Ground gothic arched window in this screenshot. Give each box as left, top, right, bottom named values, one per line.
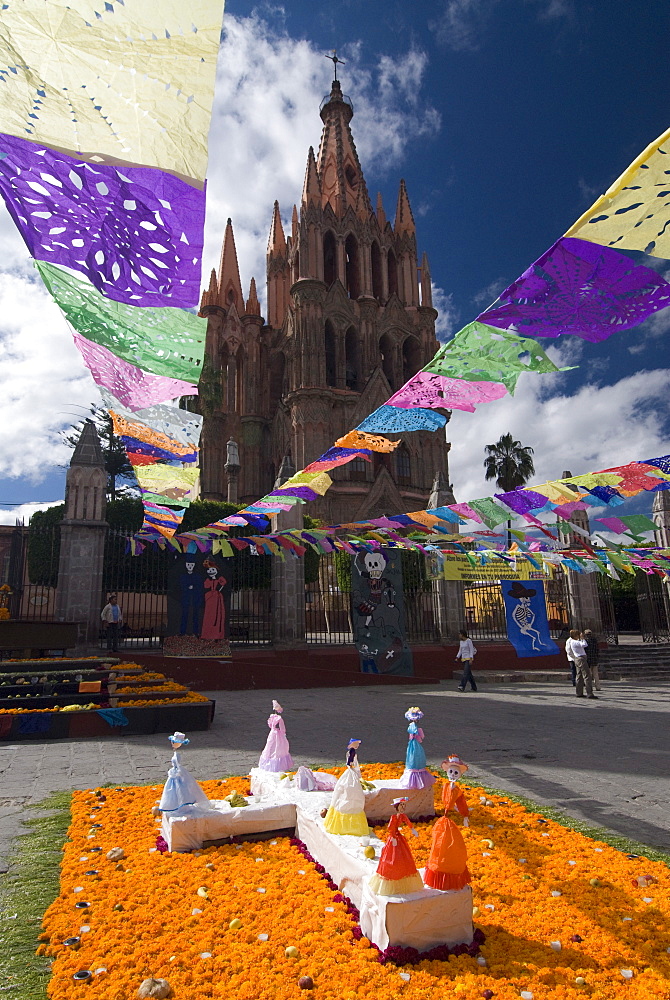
left=345, top=325, right=359, bottom=391
left=323, top=230, right=337, bottom=286
left=387, top=248, right=398, bottom=298
left=344, top=233, right=360, bottom=299
left=379, top=332, right=396, bottom=390
left=371, top=240, right=383, bottom=300
left=402, top=336, right=422, bottom=384
left=324, top=320, right=337, bottom=387
left=350, top=455, right=367, bottom=481
left=396, top=444, right=411, bottom=484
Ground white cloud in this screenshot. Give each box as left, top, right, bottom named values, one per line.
left=447, top=367, right=670, bottom=504
left=205, top=15, right=440, bottom=306
left=0, top=501, right=62, bottom=526
left=431, top=284, right=459, bottom=340
left=0, top=271, right=96, bottom=482
left=0, top=12, right=439, bottom=490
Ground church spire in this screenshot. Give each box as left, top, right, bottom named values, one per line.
left=394, top=179, right=415, bottom=235
left=218, top=218, right=243, bottom=311
left=268, top=200, right=287, bottom=254
left=316, top=77, right=371, bottom=218
left=302, top=146, right=321, bottom=208
left=420, top=252, right=433, bottom=308
left=245, top=276, right=261, bottom=316
left=376, top=191, right=387, bottom=230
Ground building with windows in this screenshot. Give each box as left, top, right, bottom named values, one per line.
left=197, top=77, right=454, bottom=523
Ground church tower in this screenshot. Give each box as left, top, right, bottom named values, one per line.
left=198, top=76, right=453, bottom=522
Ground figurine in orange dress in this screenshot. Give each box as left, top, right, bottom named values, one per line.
left=369, top=797, right=424, bottom=895
left=424, top=754, right=471, bottom=891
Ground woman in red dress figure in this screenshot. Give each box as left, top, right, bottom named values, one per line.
left=369, top=797, right=424, bottom=896
left=424, top=754, right=471, bottom=891
left=200, top=559, right=227, bottom=640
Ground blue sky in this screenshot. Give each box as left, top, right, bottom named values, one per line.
left=0, top=0, right=667, bottom=528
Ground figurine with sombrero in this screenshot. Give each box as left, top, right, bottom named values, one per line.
left=369, top=796, right=423, bottom=896
left=423, top=754, right=471, bottom=891
left=399, top=706, right=436, bottom=789
left=158, top=732, right=213, bottom=815
left=323, top=738, right=370, bottom=837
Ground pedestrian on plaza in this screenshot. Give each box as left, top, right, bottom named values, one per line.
left=557, top=625, right=576, bottom=685
left=456, top=630, right=477, bottom=692
left=566, top=628, right=595, bottom=699
left=583, top=629, right=602, bottom=691
left=101, top=594, right=123, bottom=652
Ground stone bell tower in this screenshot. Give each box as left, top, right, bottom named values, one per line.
left=198, top=75, right=453, bottom=522
left=55, top=420, right=108, bottom=644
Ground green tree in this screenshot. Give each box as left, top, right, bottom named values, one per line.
left=62, top=406, right=136, bottom=502
left=484, top=432, right=535, bottom=548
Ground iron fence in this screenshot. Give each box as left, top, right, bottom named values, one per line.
left=596, top=573, right=619, bottom=645
left=306, top=551, right=352, bottom=644
left=99, top=531, right=274, bottom=648
left=636, top=571, right=670, bottom=643
left=8, top=524, right=59, bottom=622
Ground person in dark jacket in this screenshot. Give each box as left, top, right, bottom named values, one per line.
left=583, top=629, right=602, bottom=691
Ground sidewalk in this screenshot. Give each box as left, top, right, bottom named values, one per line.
left=1, top=679, right=668, bottom=869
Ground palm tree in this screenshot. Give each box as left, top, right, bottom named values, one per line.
left=484, top=433, right=535, bottom=549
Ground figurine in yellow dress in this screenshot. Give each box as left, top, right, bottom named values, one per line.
left=323, top=739, right=370, bottom=836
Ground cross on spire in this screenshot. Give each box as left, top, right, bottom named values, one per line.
left=325, top=49, right=345, bottom=81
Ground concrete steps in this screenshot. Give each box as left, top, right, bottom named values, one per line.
left=599, top=644, right=670, bottom=679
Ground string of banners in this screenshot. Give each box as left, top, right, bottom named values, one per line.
left=0, top=0, right=228, bottom=535
left=147, top=126, right=670, bottom=544
left=126, top=453, right=670, bottom=583
left=0, top=7, right=667, bottom=541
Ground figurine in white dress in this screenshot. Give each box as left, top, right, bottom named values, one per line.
left=159, top=732, right=213, bottom=815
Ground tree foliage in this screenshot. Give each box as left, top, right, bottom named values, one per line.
left=62, top=406, right=136, bottom=501
left=484, top=432, right=535, bottom=493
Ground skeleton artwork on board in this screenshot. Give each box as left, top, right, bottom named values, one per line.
left=351, top=549, right=413, bottom=676
left=506, top=581, right=546, bottom=651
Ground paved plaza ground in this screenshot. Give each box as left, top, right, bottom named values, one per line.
left=1, top=679, right=668, bottom=870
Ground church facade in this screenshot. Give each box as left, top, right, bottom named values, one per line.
left=197, top=78, right=453, bottom=524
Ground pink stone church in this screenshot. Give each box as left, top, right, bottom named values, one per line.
left=197, top=78, right=453, bottom=524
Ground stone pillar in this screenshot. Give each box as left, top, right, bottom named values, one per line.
left=428, top=471, right=464, bottom=640
left=55, top=420, right=108, bottom=648
left=271, top=455, right=307, bottom=647
left=559, top=470, right=603, bottom=633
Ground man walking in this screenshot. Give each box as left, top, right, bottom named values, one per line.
left=101, top=594, right=123, bottom=652
left=456, top=630, right=478, bottom=692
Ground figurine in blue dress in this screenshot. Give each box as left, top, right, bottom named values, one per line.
left=399, top=707, right=436, bottom=790
left=159, top=732, right=214, bottom=815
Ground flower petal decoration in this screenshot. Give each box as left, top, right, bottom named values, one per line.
left=478, top=237, right=670, bottom=342
left=0, top=133, right=206, bottom=307
left=565, top=125, right=670, bottom=259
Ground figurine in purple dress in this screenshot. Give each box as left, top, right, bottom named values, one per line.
left=258, top=700, right=294, bottom=772
left=399, top=707, right=436, bottom=790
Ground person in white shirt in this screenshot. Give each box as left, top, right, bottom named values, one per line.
left=565, top=629, right=595, bottom=699
left=101, top=594, right=123, bottom=652
left=456, top=630, right=477, bottom=692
